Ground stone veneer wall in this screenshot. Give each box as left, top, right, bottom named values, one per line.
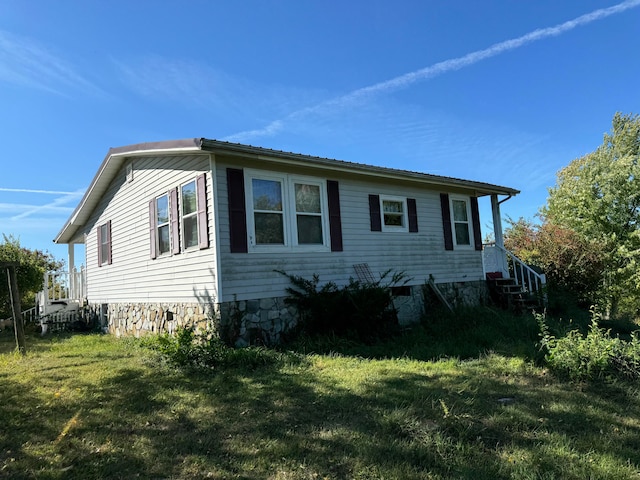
left=89, top=280, right=488, bottom=345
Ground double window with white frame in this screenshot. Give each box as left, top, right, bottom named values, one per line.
left=245, top=171, right=329, bottom=251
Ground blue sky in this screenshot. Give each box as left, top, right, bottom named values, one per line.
left=1, top=0, right=639, bottom=265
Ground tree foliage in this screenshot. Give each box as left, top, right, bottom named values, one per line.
left=0, top=235, right=63, bottom=319
left=504, top=217, right=605, bottom=307
left=542, top=112, right=640, bottom=315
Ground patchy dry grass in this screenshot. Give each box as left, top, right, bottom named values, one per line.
left=1, top=316, right=640, bottom=479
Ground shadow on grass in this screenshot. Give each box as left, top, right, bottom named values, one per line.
left=1, top=316, right=640, bottom=478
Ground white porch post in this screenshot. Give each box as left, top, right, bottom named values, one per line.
left=68, top=243, right=75, bottom=299
left=491, top=194, right=509, bottom=277
left=491, top=195, right=504, bottom=249
left=68, top=243, right=75, bottom=273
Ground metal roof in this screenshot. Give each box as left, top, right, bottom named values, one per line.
left=54, top=138, right=519, bottom=244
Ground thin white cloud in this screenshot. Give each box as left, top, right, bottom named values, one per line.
left=0, top=187, right=78, bottom=195
left=225, top=0, right=640, bottom=142
left=5, top=189, right=85, bottom=221
left=0, top=29, right=101, bottom=95
left=113, top=55, right=325, bottom=119
left=0, top=203, right=74, bottom=214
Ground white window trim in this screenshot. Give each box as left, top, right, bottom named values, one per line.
left=380, top=195, right=409, bottom=233
left=180, top=179, right=199, bottom=252
left=244, top=170, right=330, bottom=253
left=449, top=195, right=474, bottom=249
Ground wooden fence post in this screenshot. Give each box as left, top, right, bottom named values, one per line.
left=2, top=262, right=27, bottom=355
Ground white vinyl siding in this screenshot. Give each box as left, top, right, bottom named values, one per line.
left=84, top=154, right=217, bottom=304
left=216, top=158, right=484, bottom=303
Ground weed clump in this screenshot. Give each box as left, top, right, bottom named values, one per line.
left=141, top=327, right=304, bottom=371
left=538, top=309, right=640, bottom=381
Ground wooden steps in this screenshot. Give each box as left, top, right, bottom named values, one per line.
left=487, top=277, right=542, bottom=313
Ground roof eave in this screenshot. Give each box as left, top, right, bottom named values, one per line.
left=54, top=139, right=203, bottom=244
left=200, top=139, right=519, bottom=196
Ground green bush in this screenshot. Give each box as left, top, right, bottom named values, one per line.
left=142, top=327, right=303, bottom=371
left=277, top=269, right=407, bottom=342
left=538, top=310, right=640, bottom=380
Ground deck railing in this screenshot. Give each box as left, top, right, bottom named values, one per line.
left=42, top=268, right=86, bottom=303
left=483, top=243, right=547, bottom=300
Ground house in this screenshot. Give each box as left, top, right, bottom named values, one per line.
left=52, top=138, right=528, bottom=344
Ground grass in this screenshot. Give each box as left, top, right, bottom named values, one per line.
left=1, top=311, right=639, bottom=479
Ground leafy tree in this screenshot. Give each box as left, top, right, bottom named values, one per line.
left=544, top=112, right=640, bottom=316
left=0, top=235, right=63, bottom=319
left=504, top=217, right=605, bottom=308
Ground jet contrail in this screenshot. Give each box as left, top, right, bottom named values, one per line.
left=225, top=0, right=640, bottom=142
left=0, top=187, right=78, bottom=195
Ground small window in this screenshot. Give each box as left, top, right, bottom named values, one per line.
left=97, top=220, right=112, bottom=266
left=181, top=180, right=198, bottom=249
left=156, top=194, right=171, bottom=255
left=451, top=197, right=472, bottom=247
left=380, top=196, right=408, bottom=232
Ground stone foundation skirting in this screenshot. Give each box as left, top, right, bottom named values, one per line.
left=89, top=280, right=488, bottom=344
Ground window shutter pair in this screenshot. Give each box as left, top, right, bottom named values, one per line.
left=226, top=168, right=343, bottom=253
left=368, top=195, right=418, bottom=232
left=148, top=173, right=209, bottom=259
left=439, top=193, right=482, bottom=251
left=97, top=220, right=112, bottom=266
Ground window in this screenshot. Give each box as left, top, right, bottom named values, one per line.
left=156, top=194, right=171, bottom=255
left=251, top=177, right=285, bottom=245
left=294, top=182, right=323, bottom=244
left=97, top=220, right=112, bottom=266
left=450, top=197, right=472, bottom=247
left=381, top=196, right=408, bottom=232
left=245, top=171, right=329, bottom=250
left=181, top=180, right=198, bottom=249
left=149, top=173, right=209, bottom=259
left=369, top=194, right=418, bottom=233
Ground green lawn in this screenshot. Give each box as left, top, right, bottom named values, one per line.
left=1, top=311, right=639, bottom=479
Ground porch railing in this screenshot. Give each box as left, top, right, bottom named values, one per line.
left=42, top=268, right=86, bottom=303
left=483, top=243, right=547, bottom=301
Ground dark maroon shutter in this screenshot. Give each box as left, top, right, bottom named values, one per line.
left=170, top=188, right=180, bottom=254
left=369, top=194, right=381, bottom=232
left=440, top=193, right=454, bottom=251
left=227, top=168, right=248, bottom=253
left=106, top=220, right=112, bottom=265
left=197, top=173, right=209, bottom=249
left=149, top=199, right=157, bottom=259
left=326, top=180, right=343, bottom=252
left=97, top=223, right=103, bottom=267
left=470, top=197, right=482, bottom=251
left=407, top=198, right=418, bottom=233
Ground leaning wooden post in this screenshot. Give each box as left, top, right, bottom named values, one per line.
left=3, top=262, right=27, bottom=355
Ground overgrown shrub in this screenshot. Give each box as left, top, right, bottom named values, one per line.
left=277, top=269, right=408, bottom=342
left=538, top=310, right=640, bottom=380
left=142, top=327, right=303, bottom=371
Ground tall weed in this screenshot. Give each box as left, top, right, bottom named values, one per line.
left=538, top=309, right=640, bottom=380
